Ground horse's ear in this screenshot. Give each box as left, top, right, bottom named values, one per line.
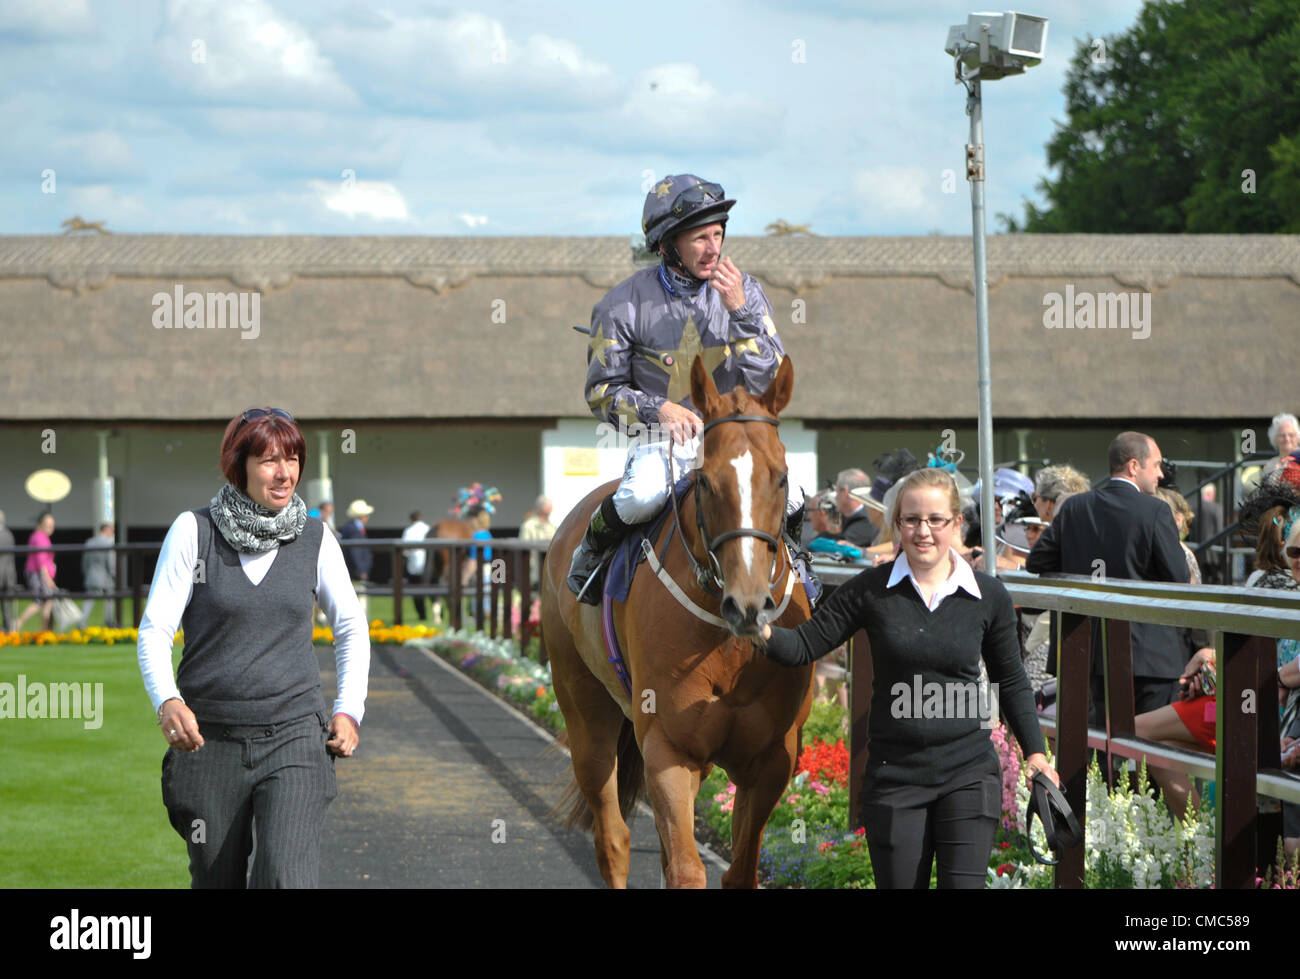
left=758, top=357, right=794, bottom=417
left=690, top=356, right=723, bottom=418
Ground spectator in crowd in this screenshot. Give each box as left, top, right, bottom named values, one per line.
left=310, top=500, right=338, bottom=535
left=1136, top=486, right=1300, bottom=826
left=1156, top=487, right=1201, bottom=585
left=402, top=510, right=431, bottom=621
left=1032, top=464, right=1090, bottom=525
left=519, top=495, right=556, bottom=584
left=1026, top=432, right=1195, bottom=814
left=136, top=407, right=369, bottom=887
left=461, top=504, right=494, bottom=614
left=80, top=522, right=117, bottom=629
left=0, top=509, right=16, bottom=632
left=758, top=468, right=1058, bottom=888
left=1196, top=484, right=1225, bottom=584
left=339, top=500, right=374, bottom=615
left=806, top=491, right=841, bottom=544
left=1264, top=413, right=1300, bottom=479
left=15, top=512, right=57, bottom=632
left=834, top=468, right=876, bottom=547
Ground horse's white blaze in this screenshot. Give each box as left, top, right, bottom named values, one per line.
left=730, top=450, right=755, bottom=574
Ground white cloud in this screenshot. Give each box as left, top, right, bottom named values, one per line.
left=547, top=63, right=775, bottom=155
left=309, top=179, right=411, bottom=221
left=61, top=184, right=152, bottom=229
left=0, top=0, right=94, bottom=40
left=153, top=0, right=358, bottom=108
left=459, top=213, right=489, bottom=228
left=319, top=10, right=617, bottom=115
left=847, top=165, right=952, bottom=228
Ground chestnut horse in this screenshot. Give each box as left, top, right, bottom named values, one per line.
left=423, top=518, right=475, bottom=623
left=541, top=356, right=814, bottom=888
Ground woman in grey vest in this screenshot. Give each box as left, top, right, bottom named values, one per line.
left=136, top=408, right=370, bottom=888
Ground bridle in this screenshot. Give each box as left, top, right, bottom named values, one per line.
left=667, top=413, right=789, bottom=596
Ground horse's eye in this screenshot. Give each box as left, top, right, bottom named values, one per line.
left=778, top=473, right=789, bottom=489
left=697, top=476, right=710, bottom=494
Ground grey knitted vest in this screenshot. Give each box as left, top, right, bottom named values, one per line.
left=177, top=507, right=325, bottom=724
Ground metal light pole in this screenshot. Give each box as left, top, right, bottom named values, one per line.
left=965, top=75, right=997, bottom=575
left=946, top=11, right=1049, bottom=574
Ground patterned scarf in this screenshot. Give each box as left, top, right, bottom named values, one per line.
left=209, top=483, right=307, bottom=553
left=659, top=261, right=706, bottom=297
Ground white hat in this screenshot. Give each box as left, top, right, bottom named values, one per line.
left=346, top=499, right=374, bottom=518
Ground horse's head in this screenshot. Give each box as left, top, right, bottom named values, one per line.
left=689, top=355, right=794, bottom=639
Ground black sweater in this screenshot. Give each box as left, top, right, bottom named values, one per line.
left=764, top=561, right=1046, bottom=785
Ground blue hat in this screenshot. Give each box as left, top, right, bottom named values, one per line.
left=642, top=174, right=736, bottom=251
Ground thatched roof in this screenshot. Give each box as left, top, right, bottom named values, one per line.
left=2, top=234, right=1295, bottom=422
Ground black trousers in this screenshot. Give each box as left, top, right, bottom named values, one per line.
left=161, top=710, right=337, bottom=888
left=406, top=571, right=427, bottom=620
left=861, top=762, right=1002, bottom=889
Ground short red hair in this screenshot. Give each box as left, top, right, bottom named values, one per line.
left=219, top=409, right=307, bottom=493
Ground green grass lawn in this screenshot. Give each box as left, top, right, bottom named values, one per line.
left=55, top=593, right=489, bottom=631
left=0, top=644, right=189, bottom=888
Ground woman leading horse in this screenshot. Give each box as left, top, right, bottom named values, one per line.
left=542, top=357, right=814, bottom=888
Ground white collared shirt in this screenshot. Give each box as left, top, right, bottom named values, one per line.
left=1110, top=477, right=1141, bottom=492
left=888, top=546, right=982, bottom=611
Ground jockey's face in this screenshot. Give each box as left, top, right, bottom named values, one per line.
left=671, top=223, right=724, bottom=279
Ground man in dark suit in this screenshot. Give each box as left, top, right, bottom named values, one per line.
left=1027, top=431, right=1190, bottom=719
left=1026, top=431, right=1199, bottom=812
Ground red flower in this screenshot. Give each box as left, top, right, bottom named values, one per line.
left=999, top=841, right=1011, bottom=849
left=854, top=826, right=866, bottom=836
left=996, top=862, right=1015, bottom=877
left=795, top=738, right=850, bottom=787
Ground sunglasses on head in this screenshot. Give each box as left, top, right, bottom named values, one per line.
left=671, top=182, right=726, bottom=216
left=238, top=407, right=294, bottom=428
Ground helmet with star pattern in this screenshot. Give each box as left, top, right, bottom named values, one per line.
left=642, top=174, right=736, bottom=251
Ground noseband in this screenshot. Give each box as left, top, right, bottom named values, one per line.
left=669, top=413, right=788, bottom=595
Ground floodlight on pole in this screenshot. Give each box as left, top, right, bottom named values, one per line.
left=944, top=11, right=1047, bottom=574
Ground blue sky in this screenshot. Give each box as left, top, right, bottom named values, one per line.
left=1, top=0, right=1149, bottom=236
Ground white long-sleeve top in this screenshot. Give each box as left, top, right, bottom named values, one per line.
left=136, top=511, right=370, bottom=725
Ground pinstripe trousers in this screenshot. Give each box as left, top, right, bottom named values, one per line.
left=161, top=710, right=337, bottom=888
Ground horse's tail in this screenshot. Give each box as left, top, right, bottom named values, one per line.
left=558, top=716, right=645, bottom=831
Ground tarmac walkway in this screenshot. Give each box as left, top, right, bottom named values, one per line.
left=316, top=643, right=727, bottom=888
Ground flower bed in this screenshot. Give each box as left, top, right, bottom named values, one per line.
left=2, top=620, right=441, bottom=648
left=413, top=629, right=561, bottom=729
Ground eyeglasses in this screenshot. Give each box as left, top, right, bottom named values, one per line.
left=1287, top=546, right=1300, bottom=560
left=900, top=515, right=955, bottom=531
left=238, top=407, right=294, bottom=428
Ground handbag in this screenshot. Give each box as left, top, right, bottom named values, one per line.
left=52, top=595, right=83, bottom=633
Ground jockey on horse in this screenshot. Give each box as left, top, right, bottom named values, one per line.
left=568, top=173, right=793, bottom=602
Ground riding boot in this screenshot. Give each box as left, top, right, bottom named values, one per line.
left=567, top=495, right=632, bottom=605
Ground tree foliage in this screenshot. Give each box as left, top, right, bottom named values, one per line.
left=1002, top=0, right=1300, bottom=233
